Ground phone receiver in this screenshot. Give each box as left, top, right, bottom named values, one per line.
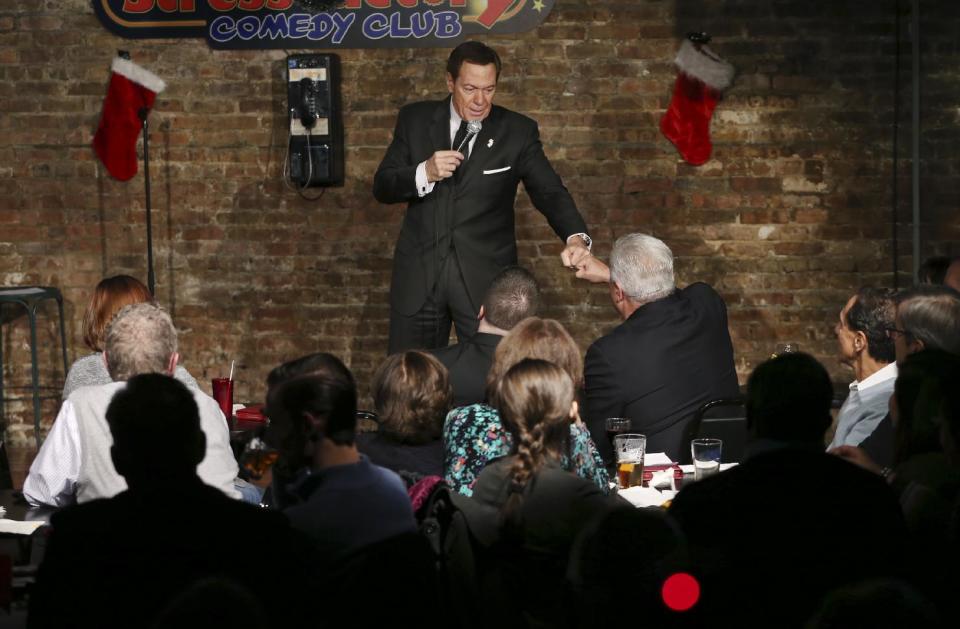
left=299, top=77, right=319, bottom=130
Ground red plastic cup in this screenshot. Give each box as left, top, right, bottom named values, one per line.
left=211, top=378, right=234, bottom=426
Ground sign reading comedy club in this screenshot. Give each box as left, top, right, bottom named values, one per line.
left=93, top=0, right=555, bottom=49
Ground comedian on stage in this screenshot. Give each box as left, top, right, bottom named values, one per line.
left=373, top=40, right=593, bottom=353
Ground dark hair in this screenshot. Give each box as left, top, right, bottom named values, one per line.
left=918, top=256, right=952, bottom=285
left=746, top=353, right=833, bottom=445
left=372, top=351, right=451, bottom=445
left=106, top=373, right=202, bottom=479
left=495, top=359, right=574, bottom=523
left=896, top=285, right=960, bottom=355
left=83, top=275, right=153, bottom=351
left=446, top=40, right=501, bottom=81
left=845, top=287, right=897, bottom=364
left=265, top=353, right=357, bottom=476
left=892, top=349, right=960, bottom=464
left=483, top=266, right=540, bottom=331
left=807, top=579, right=940, bottom=629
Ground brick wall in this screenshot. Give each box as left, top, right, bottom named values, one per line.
left=1, top=0, right=957, bottom=444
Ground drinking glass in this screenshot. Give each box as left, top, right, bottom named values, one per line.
left=691, top=438, right=722, bottom=481
left=605, top=417, right=632, bottom=450
left=614, top=433, right=646, bottom=490
left=211, top=377, right=234, bottom=426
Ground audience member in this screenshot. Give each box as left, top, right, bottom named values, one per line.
left=28, top=374, right=316, bottom=629
left=62, top=274, right=198, bottom=399
left=24, top=303, right=239, bottom=506
left=806, top=579, right=941, bottom=629
left=891, top=285, right=960, bottom=362
left=577, top=233, right=739, bottom=462
left=264, top=352, right=418, bottom=563
left=468, top=359, right=620, bottom=627
left=432, top=265, right=540, bottom=407
left=945, top=257, right=960, bottom=292
left=568, top=506, right=690, bottom=629
left=832, top=350, right=960, bottom=614
left=829, top=288, right=898, bottom=450
left=443, top=317, right=608, bottom=496
left=918, top=256, right=951, bottom=286
left=358, top=350, right=450, bottom=477
left=670, top=353, right=906, bottom=628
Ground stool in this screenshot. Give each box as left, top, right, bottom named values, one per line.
left=0, top=287, right=69, bottom=449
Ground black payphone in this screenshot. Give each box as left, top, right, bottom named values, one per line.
left=286, top=54, right=343, bottom=188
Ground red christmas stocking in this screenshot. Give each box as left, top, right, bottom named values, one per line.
left=92, top=57, right=166, bottom=181
left=660, top=41, right=734, bottom=166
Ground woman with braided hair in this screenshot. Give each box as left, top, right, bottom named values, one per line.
left=468, top=358, right=620, bottom=627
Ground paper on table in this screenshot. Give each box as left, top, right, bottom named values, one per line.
left=644, top=452, right=674, bottom=466
left=678, top=462, right=739, bottom=474
left=618, top=486, right=672, bottom=508
left=0, top=519, right=45, bottom=535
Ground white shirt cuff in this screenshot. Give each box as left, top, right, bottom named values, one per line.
left=416, top=162, right=436, bottom=197
left=566, top=233, right=592, bottom=251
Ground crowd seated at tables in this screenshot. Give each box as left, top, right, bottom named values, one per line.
left=20, top=238, right=960, bottom=628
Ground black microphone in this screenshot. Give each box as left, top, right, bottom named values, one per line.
left=455, top=120, right=482, bottom=154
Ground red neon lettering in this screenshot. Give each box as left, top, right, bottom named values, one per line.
left=180, top=0, right=195, bottom=9
left=157, top=0, right=178, bottom=11
left=237, top=0, right=265, bottom=9
left=123, top=0, right=155, bottom=13
left=266, top=0, right=292, bottom=9
left=366, top=0, right=390, bottom=8
left=448, top=0, right=466, bottom=6
left=207, top=0, right=236, bottom=10
left=476, top=0, right=509, bottom=27
left=342, top=0, right=361, bottom=7
left=397, top=0, right=417, bottom=7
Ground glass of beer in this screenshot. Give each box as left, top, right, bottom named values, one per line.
left=691, top=438, right=723, bottom=481
left=614, top=433, right=646, bottom=490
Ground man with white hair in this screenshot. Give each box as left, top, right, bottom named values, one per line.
left=576, top=233, right=738, bottom=462
left=24, top=302, right=240, bottom=506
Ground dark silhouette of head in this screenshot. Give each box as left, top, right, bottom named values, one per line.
left=891, top=349, right=960, bottom=465
left=265, top=352, right=357, bottom=475
left=106, top=373, right=205, bottom=486
left=746, top=352, right=833, bottom=445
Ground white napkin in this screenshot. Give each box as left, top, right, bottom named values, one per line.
left=649, top=469, right=676, bottom=490
left=678, top=462, right=739, bottom=474
left=0, top=519, right=45, bottom=535
left=618, top=486, right=672, bottom=508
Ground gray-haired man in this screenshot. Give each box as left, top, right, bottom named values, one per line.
left=577, top=233, right=738, bottom=463
left=24, top=303, right=240, bottom=506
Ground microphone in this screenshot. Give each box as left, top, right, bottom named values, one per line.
left=455, top=120, right=482, bottom=154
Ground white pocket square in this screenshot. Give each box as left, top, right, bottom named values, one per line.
left=483, top=166, right=511, bottom=175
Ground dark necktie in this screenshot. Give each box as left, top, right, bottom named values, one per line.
left=451, top=120, right=470, bottom=159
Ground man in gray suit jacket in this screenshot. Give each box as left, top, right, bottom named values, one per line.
left=374, top=41, right=592, bottom=353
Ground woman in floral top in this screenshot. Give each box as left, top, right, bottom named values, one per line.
left=443, top=317, right=610, bottom=496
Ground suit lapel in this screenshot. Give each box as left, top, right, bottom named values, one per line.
left=456, top=106, right=500, bottom=190
left=429, top=97, right=450, bottom=154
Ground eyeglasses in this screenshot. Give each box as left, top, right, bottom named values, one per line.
left=885, top=326, right=909, bottom=339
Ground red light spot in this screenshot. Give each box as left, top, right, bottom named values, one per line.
left=661, top=572, right=700, bottom=612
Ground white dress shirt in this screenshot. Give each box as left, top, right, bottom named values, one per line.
left=24, top=381, right=240, bottom=507
left=828, top=361, right=898, bottom=449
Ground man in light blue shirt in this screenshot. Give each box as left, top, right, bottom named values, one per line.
left=829, top=288, right=898, bottom=449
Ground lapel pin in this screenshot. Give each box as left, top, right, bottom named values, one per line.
left=487, top=138, right=494, bottom=148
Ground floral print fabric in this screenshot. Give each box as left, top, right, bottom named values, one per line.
left=443, top=403, right=610, bottom=497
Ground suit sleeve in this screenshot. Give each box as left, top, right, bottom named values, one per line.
left=516, top=120, right=588, bottom=241
left=373, top=107, right=420, bottom=204
left=583, top=342, right=622, bottom=465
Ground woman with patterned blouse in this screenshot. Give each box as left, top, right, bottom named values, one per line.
left=443, top=317, right=610, bottom=496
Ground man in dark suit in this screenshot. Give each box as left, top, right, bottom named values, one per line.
left=29, top=374, right=317, bottom=629
left=431, top=265, right=540, bottom=407
left=669, top=353, right=907, bottom=628
left=577, top=233, right=738, bottom=462
left=373, top=41, right=592, bottom=353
